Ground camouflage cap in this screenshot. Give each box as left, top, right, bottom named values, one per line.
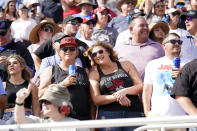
left=40, top=84, right=72, bottom=108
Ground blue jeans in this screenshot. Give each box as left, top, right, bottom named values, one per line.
left=2, top=111, right=32, bottom=124
left=98, top=110, right=144, bottom=131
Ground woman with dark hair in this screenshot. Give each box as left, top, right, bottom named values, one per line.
left=4, top=0, right=17, bottom=21
left=2, top=54, right=40, bottom=123
left=84, top=42, right=144, bottom=131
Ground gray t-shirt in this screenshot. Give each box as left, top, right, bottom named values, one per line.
left=91, top=27, right=118, bottom=47
left=26, top=115, right=90, bottom=131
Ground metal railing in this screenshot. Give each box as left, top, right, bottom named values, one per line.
left=0, top=116, right=197, bottom=131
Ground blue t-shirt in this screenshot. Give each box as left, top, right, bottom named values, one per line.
left=0, top=79, right=6, bottom=95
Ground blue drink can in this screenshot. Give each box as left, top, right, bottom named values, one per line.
left=173, top=57, right=180, bottom=68
left=69, top=65, right=76, bottom=75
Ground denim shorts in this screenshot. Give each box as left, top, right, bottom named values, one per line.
left=98, top=110, right=144, bottom=131
left=2, top=111, right=32, bottom=124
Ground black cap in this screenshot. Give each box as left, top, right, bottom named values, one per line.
left=63, top=15, right=83, bottom=24
left=0, top=20, right=12, bottom=33
left=181, top=10, right=197, bottom=20
left=52, top=32, right=69, bottom=43
left=128, top=9, right=145, bottom=21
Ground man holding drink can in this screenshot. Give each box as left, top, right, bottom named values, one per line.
left=143, top=33, right=186, bottom=117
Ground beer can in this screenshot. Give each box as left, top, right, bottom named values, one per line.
left=173, top=57, right=180, bottom=68
left=69, top=65, right=76, bottom=75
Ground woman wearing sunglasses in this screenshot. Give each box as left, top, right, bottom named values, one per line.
left=39, top=37, right=91, bottom=121
left=2, top=54, right=40, bottom=124
left=84, top=42, right=144, bottom=131
left=15, top=84, right=90, bottom=131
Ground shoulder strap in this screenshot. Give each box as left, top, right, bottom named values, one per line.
left=97, top=66, right=104, bottom=77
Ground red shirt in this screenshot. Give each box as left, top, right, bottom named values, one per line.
left=63, top=6, right=81, bottom=19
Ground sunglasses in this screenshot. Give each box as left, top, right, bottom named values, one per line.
left=124, top=1, right=136, bottom=5
left=165, top=39, right=183, bottom=45
left=61, top=46, right=76, bottom=52
left=0, top=31, right=7, bottom=36
left=41, top=100, right=52, bottom=105
left=155, top=5, right=165, bottom=8
left=176, top=4, right=184, bottom=8
left=67, top=21, right=80, bottom=26
left=186, top=16, right=193, bottom=21
left=84, top=21, right=94, bottom=25
left=91, top=49, right=104, bottom=58
left=42, top=27, right=53, bottom=33
left=172, top=12, right=180, bottom=17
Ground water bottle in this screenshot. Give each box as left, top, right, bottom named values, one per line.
left=172, top=57, right=180, bottom=79
left=69, top=65, right=76, bottom=75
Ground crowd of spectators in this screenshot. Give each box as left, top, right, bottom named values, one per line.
left=0, top=0, right=197, bottom=130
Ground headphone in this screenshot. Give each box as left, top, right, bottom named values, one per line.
left=59, top=106, right=71, bottom=115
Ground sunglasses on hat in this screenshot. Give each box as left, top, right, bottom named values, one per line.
left=61, top=47, right=76, bottom=52
left=91, top=49, right=104, bottom=58
left=165, top=39, right=183, bottom=45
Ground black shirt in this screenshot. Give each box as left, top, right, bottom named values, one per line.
left=171, top=59, right=197, bottom=107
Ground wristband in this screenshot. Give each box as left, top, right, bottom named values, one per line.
left=15, top=102, right=24, bottom=106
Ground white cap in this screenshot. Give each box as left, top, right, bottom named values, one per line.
left=167, top=8, right=181, bottom=14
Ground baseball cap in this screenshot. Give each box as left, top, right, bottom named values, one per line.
left=0, top=20, right=12, bottom=34
left=60, top=37, right=77, bottom=48
left=128, top=9, right=145, bottom=21
left=82, top=17, right=96, bottom=24
left=40, top=84, right=72, bottom=107
left=180, top=10, right=197, bottom=20
left=63, top=15, right=83, bottom=24
left=18, top=4, right=28, bottom=10
left=167, top=8, right=181, bottom=14
left=52, top=32, right=67, bottom=43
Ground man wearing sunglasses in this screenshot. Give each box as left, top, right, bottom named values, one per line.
left=15, top=84, right=90, bottom=131
left=175, top=10, right=197, bottom=64
left=143, top=33, right=186, bottom=117
left=0, top=20, right=34, bottom=81
left=32, top=15, right=91, bottom=74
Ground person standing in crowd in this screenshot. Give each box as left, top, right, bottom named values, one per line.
left=15, top=84, right=90, bottom=131
left=85, top=42, right=143, bottom=131
left=28, top=20, right=61, bottom=58
left=79, top=17, right=96, bottom=47
left=2, top=55, right=39, bottom=123
left=11, top=4, right=37, bottom=47
left=73, top=0, right=96, bottom=19
left=32, top=15, right=90, bottom=71
left=171, top=10, right=197, bottom=115
left=96, top=0, right=117, bottom=18
left=114, top=16, right=165, bottom=81
left=144, top=0, right=166, bottom=24
left=39, top=37, right=91, bottom=120
left=0, top=20, right=35, bottom=81
left=149, top=21, right=169, bottom=44
left=4, top=0, right=17, bottom=21
left=91, top=7, right=118, bottom=47
left=108, top=0, right=137, bottom=33
left=143, top=33, right=186, bottom=117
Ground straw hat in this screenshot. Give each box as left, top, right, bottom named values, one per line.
left=29, top=20, right=61, bottom=44
left=149, top=22, right=169, bottom=35
left=116, top=0, right=137, bottom=12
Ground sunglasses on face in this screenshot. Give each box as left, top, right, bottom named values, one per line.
left=84, top=21, right=94, bottom=25
left=176, top=4, right=184, bottom=8
left=100, top=12, right=108, bottom=16
left=0, top=31, right=7, bottom=36
left=61, top=46, right=76, bottom=52
left=42, top=27, right=53, bottom=33
left=165, top=39, right=183, bottom=45
left=124, top=1, right=136, bottom=5
left=155, top=5, right=165, bottom=9
left=67, top=21, right=80, bottom=26
left=41, top=100, right=52, bottom=105
left=172, top=12, right=180, bottom=17
left=91, top=49, right=104, bottom=58
left=186, top=16, right=193, bottom=21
